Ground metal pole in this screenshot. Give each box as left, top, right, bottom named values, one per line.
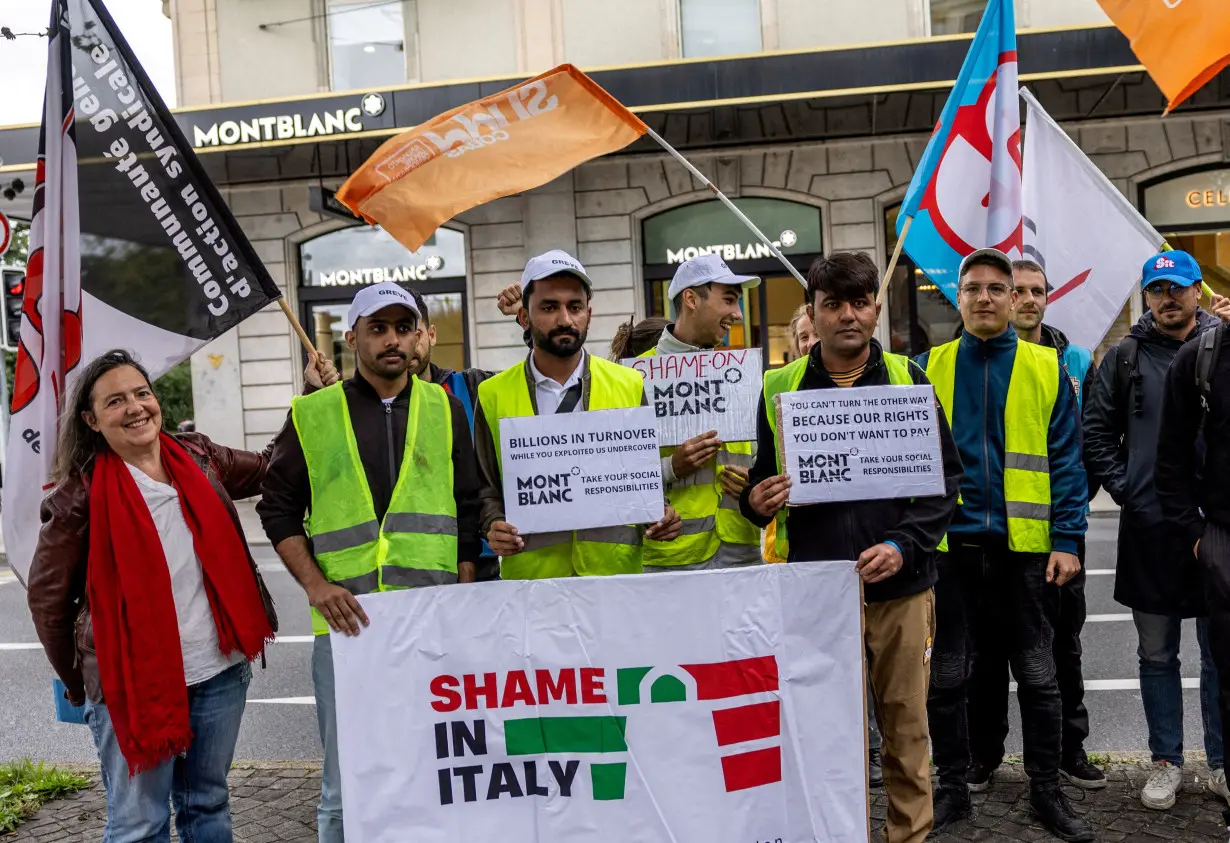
left=644, top=127, right=809, bottom=289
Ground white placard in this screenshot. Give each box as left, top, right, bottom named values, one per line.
left=622, top=348, right=762, bottom=445
left=778, top=384, right=945, bottom=505
left=333, top=562, right=869, bottom=843
left=500, top=406, right=664, bottom=535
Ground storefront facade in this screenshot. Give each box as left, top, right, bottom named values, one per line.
left=2, top=24, right=1229, bottom=450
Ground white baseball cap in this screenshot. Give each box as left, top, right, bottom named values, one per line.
left=346, top=282, right=420, bottom=330
left=958, top=248, right=1013, bottom=280
left=520, top=250, right=593, bottom=293
left=667, top=254, right=761, bottom=301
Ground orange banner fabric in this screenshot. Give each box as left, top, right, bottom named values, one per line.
left=337, top=64, right=647, bottom=252
left=1097, top=0, right=1230, bottom=112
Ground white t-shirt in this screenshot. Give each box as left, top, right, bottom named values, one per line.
left=126, top=464, right=244, bottom=686
left=528, top=350, right=585, bottom=414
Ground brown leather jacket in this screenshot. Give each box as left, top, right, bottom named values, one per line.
left=26, top=433, right=279, bottom=705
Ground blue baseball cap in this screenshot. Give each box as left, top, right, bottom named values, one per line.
left=1141, top=250, right=1202, bottom=289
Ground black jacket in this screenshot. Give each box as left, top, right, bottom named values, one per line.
left=739, top=340, right=963, bottom=603
left=1083, top=309, right=1221, bottom=616
left=257, top=373, right=483, bottom=564
left=1157, top=324, right=1230, bottom=549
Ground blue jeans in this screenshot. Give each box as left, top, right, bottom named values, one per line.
left=1133, top=611, right=1224, bottom=768
left=313, top=634, right=344, bottom=843
left=85, top=661, right=250, bottom=843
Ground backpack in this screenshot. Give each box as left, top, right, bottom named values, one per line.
left=1195, top=323, right=1225, bottom=424
left=1113, top=336, right=1144, bottom=421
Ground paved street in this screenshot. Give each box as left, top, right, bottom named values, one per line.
left=1, top=512, right=1219, bottom=766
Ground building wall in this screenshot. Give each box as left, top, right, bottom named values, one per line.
left=777, top=0, right=919, bottom=49
left=193, top=107, right=1230, bottom=454
left=418, top=0, right=520, bottom=82
left=1024, top=0, right=1108, bottom=29
left=561, top=0, right=671, bottom=67
left=216, top=0, right=327, bottom=101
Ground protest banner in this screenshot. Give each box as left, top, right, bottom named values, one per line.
left=622, top=348, right=762, bottom=445
left=777, top=384, right=945, bottom=505
left=332, top=562, right=869, bottom=843
left=500, top=406, right=664, bottom=535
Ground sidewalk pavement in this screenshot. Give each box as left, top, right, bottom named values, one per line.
left=9, top=758, right=1229, bottom=842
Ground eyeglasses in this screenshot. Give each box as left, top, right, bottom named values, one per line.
left=1144, top=281, right=1191, bottom=298
left=959, top=283, right=1012, bottom=300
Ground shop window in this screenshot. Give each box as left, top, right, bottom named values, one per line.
left=328, top=0, right=413, bottom=91
left=299, top=224, right=468, bottom=376
left=679, top=0, right=762, bottom=58
left=884, top=204, right=960, bottom=358
left=929, top=0, right=984, bottom=35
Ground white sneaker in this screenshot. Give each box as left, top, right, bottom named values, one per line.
left=1141, top=760, right=1183, bottom=810
left=1208, top=768, right=1230, bottom=804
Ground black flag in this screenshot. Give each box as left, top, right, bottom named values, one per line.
left=66, top=0, right=280, bottom=374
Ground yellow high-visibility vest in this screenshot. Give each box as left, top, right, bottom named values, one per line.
left=293, top=382, right=458, bottom=635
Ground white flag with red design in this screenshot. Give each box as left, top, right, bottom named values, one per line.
left=1021, top=88, right=1163, bottom=349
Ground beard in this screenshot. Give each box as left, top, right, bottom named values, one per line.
left=532, top=324, right=587, bottom=358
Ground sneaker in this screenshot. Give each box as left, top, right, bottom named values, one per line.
left=868, top=747, right=883, bottom=788
left=931, top=785, right=971, bottom=834
left=966, top=761, right=996, bottom=793
left=1061, top=755, right=1108, bottom=790
left=1140, top=760, right=1183, bottom=810
left=1208, top=768, right=1230, bottom=804
left=1029, top=786, right=1095, bottom=842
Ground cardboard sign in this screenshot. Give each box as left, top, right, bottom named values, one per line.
left=500, top=407, right=664, bottom=535
left=333, top=562, right=869, bottom=843
left=622, top=348, right=762, bottom=446
left=777, top=384, right=945, bottom=505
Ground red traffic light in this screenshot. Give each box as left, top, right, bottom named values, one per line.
left=7, top=276, right=23, bottom=297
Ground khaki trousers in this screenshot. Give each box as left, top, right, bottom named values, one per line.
left=865, top=588, right=936, bottom=843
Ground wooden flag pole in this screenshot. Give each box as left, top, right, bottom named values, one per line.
left=1161, top=241, right=1218, bottom=300
left=644, top=128, right=809, bottom=289
left=277, top=297, right=318, bottom=355
left=876, top=215, right=914, bottom=307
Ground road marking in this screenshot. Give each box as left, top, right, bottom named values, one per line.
left=0, top=572, right=16, bottom=587
left=249, top=696, right=316, bottom=705
left=1086, top=613, right=1133, bottom=622
left=1086, top=569, right=1115, bottom=576
left=1010, top=679, right=1200, bottom=691
left=0, top=635, right=316, bottom=652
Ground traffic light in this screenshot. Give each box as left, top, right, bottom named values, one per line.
left=1, top=268, right=24, bottom=352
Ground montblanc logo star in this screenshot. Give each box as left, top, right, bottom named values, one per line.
left=425, top=255, right=445, bottom=272
left=779, top=229, right=798, bottom=248
left=361, top=92, right=386, bottom=117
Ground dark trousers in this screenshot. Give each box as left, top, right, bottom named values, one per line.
left=927, top=541, right=1063, bottom=791
left=1201, top=521, right=1230, bottom=765
left=968, top=540, right=1089, bottom=768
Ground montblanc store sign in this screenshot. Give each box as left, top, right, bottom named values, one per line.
left=319, top=260, right=444, bottom=286
left=183, top=90, right=396, bottom=149
left=643, top=197, right=823, bottom=266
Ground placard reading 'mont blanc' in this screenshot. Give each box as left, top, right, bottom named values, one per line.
left=778, top=384, right=945, bottom=505
left=622, top=348, right=762, bottom=446
left=500, top=407, right=665, bottom=535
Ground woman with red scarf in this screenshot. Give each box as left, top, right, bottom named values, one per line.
left=27, top=349, right=335, bottom=843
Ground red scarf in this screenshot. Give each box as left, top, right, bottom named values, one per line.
left=87, top=433, right=273, bottom=774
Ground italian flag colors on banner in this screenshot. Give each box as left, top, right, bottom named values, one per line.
left=331, top=563, right=869, bottom=843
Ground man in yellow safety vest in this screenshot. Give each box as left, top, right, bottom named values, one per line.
left=639, top=254, right=763, bottom=572
left=475, top=250, right=681, bottom=576
left=258, top=282, right=481, bottom=843
left=913, top=248, right=1091, bottom=842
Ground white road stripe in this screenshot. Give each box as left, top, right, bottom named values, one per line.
left=1010, top=679, right=1200, bottom=692
left=1085, top=569, right=1115, bottom=576
left=0, top=636, right=316, bottom=652
left=1086, top=613, right=1133, bottom=623
left=249, top=696, right=316, bottom=705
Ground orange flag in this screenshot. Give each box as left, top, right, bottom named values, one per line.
left=1097, top=0, right=1230, bottom=112
left=338, top=64, right=647, bottom=252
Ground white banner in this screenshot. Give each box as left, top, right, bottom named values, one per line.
left=778, top=384, right=945, bottom=505
left=622, top=348, right=762, bottom=445
left=500, top=406, right=664, bottom=535
left=333, top=563, right=869, bottom=843
left=1021, top=87, right=1164, bottom=350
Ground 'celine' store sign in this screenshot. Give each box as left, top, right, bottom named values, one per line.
left=1144, top=169, right=1230, bottom=228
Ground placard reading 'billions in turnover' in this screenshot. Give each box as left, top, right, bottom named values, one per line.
left=500, top=407, right=665, bottom=535
left=777, top=384, right=945, bottom=505
left=622, top=348, right=762, bottom=446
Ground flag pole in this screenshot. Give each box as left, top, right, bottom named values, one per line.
left=276, top=297, right=318, bottom=355
left=1161, top=241, right=1218, bottom=299
left=644, top=128, right=809, bottom=289
left=877, top=215, right=914, bottom=307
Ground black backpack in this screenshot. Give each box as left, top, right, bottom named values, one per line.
left=1113, top=336, right=1144, bottom=421
left=1195, top=323, right=1225, bottom=422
